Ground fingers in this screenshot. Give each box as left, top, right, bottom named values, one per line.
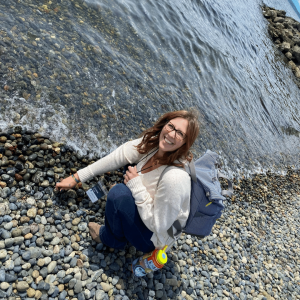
left=55, top=177, right=69, bottom=192
left=123, top=172, right=129, bottom=185
left=128, top=165, right=137, bottom=172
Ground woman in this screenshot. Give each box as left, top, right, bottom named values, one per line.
left=56, top=110, right=200, bottom=252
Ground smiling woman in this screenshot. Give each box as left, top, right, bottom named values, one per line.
left=56, top=110, right=200, bottom=252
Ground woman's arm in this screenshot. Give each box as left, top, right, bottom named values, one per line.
left=77, top=137, right=143, bottom=182
left=55, top=138, right=143, bottom=191
left=126, top=168, right=191, bottom=241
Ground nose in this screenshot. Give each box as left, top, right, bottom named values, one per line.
left=167, top=130, right=176, bottom=140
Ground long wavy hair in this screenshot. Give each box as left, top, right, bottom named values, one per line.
left=136, top=110, right=200, bottom=167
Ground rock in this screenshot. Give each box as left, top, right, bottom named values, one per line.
left=0, top=249, right=7, bottom=259
left=16, top=281, right=29, bottom=292
left=4, top=222, right=13, bottom=230
left=37, top=281, right=50, bottom=290
left=100, top=282, right=113, bottom=292
left=32, top=270, right=39, bottom=278
left=5, top=273, right=17, bottom=283
left=37, top=258, right=45, bottom=267
left=26, top=197, right=36, bottom=205
left=36, top=237, right=45, bottom=246
left=0, top=203, right=10, bottom=216
left=30, top=247, right=42, bottom=259
left=72, top=217, right=81, bottom=225
left=74, top=280, right=83, bottom=293
left=274, top=17, right=285, bottom=22
left=35, top=290, right=43, bottom=298
left=96, top=290, right=106, bottom=300
left=78, top=223, right=87, bottom=231
left=45, top=274, right=56, bottom=284
left=1, top=230, right=10, bottom=239
left=44, top=232, right=53, bottom=241
left=280, top=42, right=290, bottom=52
left=22, top=251, right=31, bottom=260
left=30, top=223, right=39, bottom=234
left=11, top=228, right=22, bottom=237
left=51, top=237, right=60, bottom=245
left=27, top=287, right=36, bottom=297
left=295, top=68, right=300, bottom=78
left=5, top=238, right=14, bottom=247
left=0, top=282, right=9, bottom=290
left=66, top=189, right=77, bottom=198
left=14, top=236, right=24, bottom=245
left=71, top=242, right=79, bottom=250
left=53, top=211, right=62, bottom=220
left=0, top=270, right=5, bottom=281
left=166, top=278, right=178, bottom=287
left=47, top=261, right=57, bottom=273
left=25, top=233, right=33, bottom=239
left=20, top=216, right=30, bottom=224
left=292, top=45, right=300, bottom=63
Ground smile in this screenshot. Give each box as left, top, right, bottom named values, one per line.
left=164, top=136, right=174, bottom=145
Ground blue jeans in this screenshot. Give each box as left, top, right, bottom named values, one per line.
left=99, top=183, right=155, bottom=253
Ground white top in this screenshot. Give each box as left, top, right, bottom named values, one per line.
left=77, top=138, right=191, bottom=248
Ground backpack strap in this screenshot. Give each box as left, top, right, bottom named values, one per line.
left=184, top=159, right=197, bottom=183
left=155, top=160, right=194, bottom=191
left=218, top=171, right=234, bottom=197
left=156, top=164, right=189, bottom=240
left=167, top=220, right=182, bottom=240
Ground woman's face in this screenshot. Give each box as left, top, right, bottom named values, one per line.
left=158, top=117, right=189, bottom=154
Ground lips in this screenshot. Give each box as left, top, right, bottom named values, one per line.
left=164, top=136, right=174, bottom=145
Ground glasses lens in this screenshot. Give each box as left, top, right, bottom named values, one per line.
left=166, top=123, right=174, bottom=131
left=176, top=131, right=184, bottom=140
left=165, top=122, right=186, bottom=140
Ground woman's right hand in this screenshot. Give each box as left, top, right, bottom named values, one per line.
left=55, top=173, right=80, bottom=191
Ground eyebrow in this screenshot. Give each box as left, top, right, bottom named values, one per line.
left=169, top=122, right=187, bottom=134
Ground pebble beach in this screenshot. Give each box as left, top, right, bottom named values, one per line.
left=0, top=128, right=300, bottom=300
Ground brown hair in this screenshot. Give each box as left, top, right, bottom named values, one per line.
left=136, top=110, right=200, bottom=167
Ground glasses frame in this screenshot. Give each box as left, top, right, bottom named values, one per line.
left=164, top=121, right=187, bottom=141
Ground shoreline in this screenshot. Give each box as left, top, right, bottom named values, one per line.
left=0, top=128, right=300, bottom=300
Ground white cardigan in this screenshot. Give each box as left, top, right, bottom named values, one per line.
left=77, top=138, right=191, bottom=248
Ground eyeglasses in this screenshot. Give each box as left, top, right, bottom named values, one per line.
left=164, top=122, right=187, bottom=141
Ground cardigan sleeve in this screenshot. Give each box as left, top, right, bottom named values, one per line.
left=126, top=167, right=191, bottom=243
left=77, top=138, right=144, bottom=183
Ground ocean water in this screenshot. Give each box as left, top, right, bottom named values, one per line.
left=289, top=0, right=300, bottom=17
left=0, top=0, right=300, bottom=175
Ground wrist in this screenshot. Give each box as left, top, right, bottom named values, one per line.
left=72, top=173, right=80, bottom=184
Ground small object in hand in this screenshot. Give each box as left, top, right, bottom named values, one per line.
left=86, top=180, right=108, bottom=203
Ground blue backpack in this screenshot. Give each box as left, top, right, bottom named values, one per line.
left=157, top=150, right=233, bottom=239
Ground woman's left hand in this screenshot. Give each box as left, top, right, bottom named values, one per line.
left=124, top=166, right=139, bottom=185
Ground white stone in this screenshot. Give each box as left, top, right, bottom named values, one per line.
left=44, top=257, right=52, bottom=265
left=26, top=197, right=36, bottom=205
left=0, top=249, right=7, bottom=259
left=47, top=261, right=57, bottom=273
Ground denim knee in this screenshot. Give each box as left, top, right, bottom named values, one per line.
left=106, top=183, right=134, bottom=211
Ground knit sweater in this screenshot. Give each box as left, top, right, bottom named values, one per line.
left=77, top=138, right=191, bottom=248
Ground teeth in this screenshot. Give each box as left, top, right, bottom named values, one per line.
left=164, top=137, right=173, bottom=145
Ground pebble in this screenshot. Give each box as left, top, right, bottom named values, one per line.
left=72, top=217, right=81, bottom=225
left=100, top=282, right=113, bottom=292
left=27, top=207, right=37, bottom=218
left=16, top=281, right=29, bottom=292
left=0, top=282, right=9, bottom=290
left=0, top=249, right=7, bottom=259
left=47, top=261, right=57, bottom=273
